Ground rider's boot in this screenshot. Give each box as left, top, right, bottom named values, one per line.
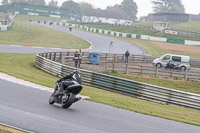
left=74, top=96, right=81, bottom=103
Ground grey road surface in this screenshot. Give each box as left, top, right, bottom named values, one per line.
left=0, top=79, right=200, bottom=133
left=0, top=22, right=145, bottom=54
left=39, top=23, right=145, bottom=55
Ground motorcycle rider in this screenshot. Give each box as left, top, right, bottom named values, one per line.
left=55, top=69, right=82, bottom=96
left=166, top=59, right=175, bottom=69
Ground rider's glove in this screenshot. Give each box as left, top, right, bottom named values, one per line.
left=57, top=79, right=62, bottom=83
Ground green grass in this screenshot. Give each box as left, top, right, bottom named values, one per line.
left=0, top=15, right=90, bottom=49
left=0, top=53, right=199, bottom=126
left=122, top=37, right=200, bottom=59
left=169, top=21, right=200, bottom=33
left=84, top=23, right=200, bottom=41
left=85, top=24, right=158, bottom=36
left=135, top=21, right=200, bottom=33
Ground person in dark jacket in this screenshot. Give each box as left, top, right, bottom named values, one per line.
left=74, top=51, right=80, bottom=67
left=55, top=69, right=82, bottom=95
left=125, top=50, right=130, bottom=63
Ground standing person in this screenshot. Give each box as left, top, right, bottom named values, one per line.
left=74, top=51, right=79, bottom=67
left=69, top=25, right=72, bottom=31
left=78, top=49, right=82, bottom=67
left=125, top=50, right=130, bottom=63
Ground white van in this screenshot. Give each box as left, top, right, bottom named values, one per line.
left=152, top=54, right=190, bottom=70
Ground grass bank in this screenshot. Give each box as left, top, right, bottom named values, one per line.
left=122, top=37, right=200, bottom=59
left=0, top=53, right=199, bottom=126
left=135, top=21, right=200, bottom=33
left=0, top=124, right=25, bottom=133
left=84, top=24, right=200, bottom=41
left=0, top=15, right=90, bottom=49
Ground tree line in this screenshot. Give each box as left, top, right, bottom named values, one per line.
left=1, top=0, right=185, bottom=19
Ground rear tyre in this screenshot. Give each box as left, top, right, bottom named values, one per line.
left=61, top=93, right=75, bottom=109
left=180, top=66, right=186, bottom=71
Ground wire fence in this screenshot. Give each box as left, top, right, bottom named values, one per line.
left=40, top=52, right=200, bottom=81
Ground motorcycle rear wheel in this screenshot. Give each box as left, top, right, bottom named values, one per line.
left=61, top=93, right=75, bottom=109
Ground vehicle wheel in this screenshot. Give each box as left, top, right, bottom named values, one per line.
left=156, top=63, right=162, bottom=68
left=61, top=93, right=75, bottom=109
left=180, top=66, right=186, bottom=71
left=49, top=93, right=55, bottom=105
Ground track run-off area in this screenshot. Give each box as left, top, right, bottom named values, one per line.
left=0, top=22, right=200, bottom=133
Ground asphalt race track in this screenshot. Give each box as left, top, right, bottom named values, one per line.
left=0, top=79, right=200, bottom=133
left=0, top=23, right=200, bottom=133
left=39, top=22, right=145, bottom=55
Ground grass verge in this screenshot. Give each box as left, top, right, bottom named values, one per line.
left=0, top=15, right=90, bottom=49
left=0, top=53, right=199, bottom=126
left=0, top=124, right=26, bottom=133
left=84, top=24, right=200, bottom=41
left=122, top=37, right=200, bottom=59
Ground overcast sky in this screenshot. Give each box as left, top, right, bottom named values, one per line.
left=51, top=0, right=200, bottom=17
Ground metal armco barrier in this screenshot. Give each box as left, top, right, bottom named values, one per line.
left=36, top=53, right=200, bottom=110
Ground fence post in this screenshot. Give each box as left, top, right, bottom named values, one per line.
left=184, top=70, right=188, bottom=80
left=170, top=69, right=173, bottom=78
left=60, top=52, right=62, bottom=64
left=112, top=62, right=115, bottom=71
left=53, top=53, right=56, bottom=61
left=49, top=53, right=52, bottom=60
left=105, top=54, right=108, bottom=71
left=133, top=55, right=135, bottom=62
left=126, top=63, right=129, bottom=74
left=45, top=53, right=48, bottom=58
left=114, top=54, right=116, bottom=61
left=155, top=67, right=158, bottom=76
left=141, top=65, right=143, bottom=74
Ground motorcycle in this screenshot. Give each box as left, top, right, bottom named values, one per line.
left=49, top=81, right=82, bottom=109
left=165, top=63, right=180, bottom=70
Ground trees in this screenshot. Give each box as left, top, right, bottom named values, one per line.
left=152, top=0, right=185, bottom=13
left=106, top=4, right=122, bottom=12
left=121, top=0, right=137, bottom=20
left=48, top=0, right=58, bottom=8
left=1, top=0, right=9, bottom=5
left=78, top=2, right=93, bottom=14
left=61, top=0, right=81, bottom=14
left=9, top=0, right=46, bottom=6
left=106, top=0, right=138, bottom=20
left=27, top=0, right=46, bottom=6
left=10, top=0, right=27, bottom=4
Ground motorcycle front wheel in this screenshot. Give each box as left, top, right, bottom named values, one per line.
left=61, top=93, right=75, bottom=109
left=49, top=93, right=55, bottom=104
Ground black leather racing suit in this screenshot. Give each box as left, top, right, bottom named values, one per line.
left=56, top=72, right=82, bottom=95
